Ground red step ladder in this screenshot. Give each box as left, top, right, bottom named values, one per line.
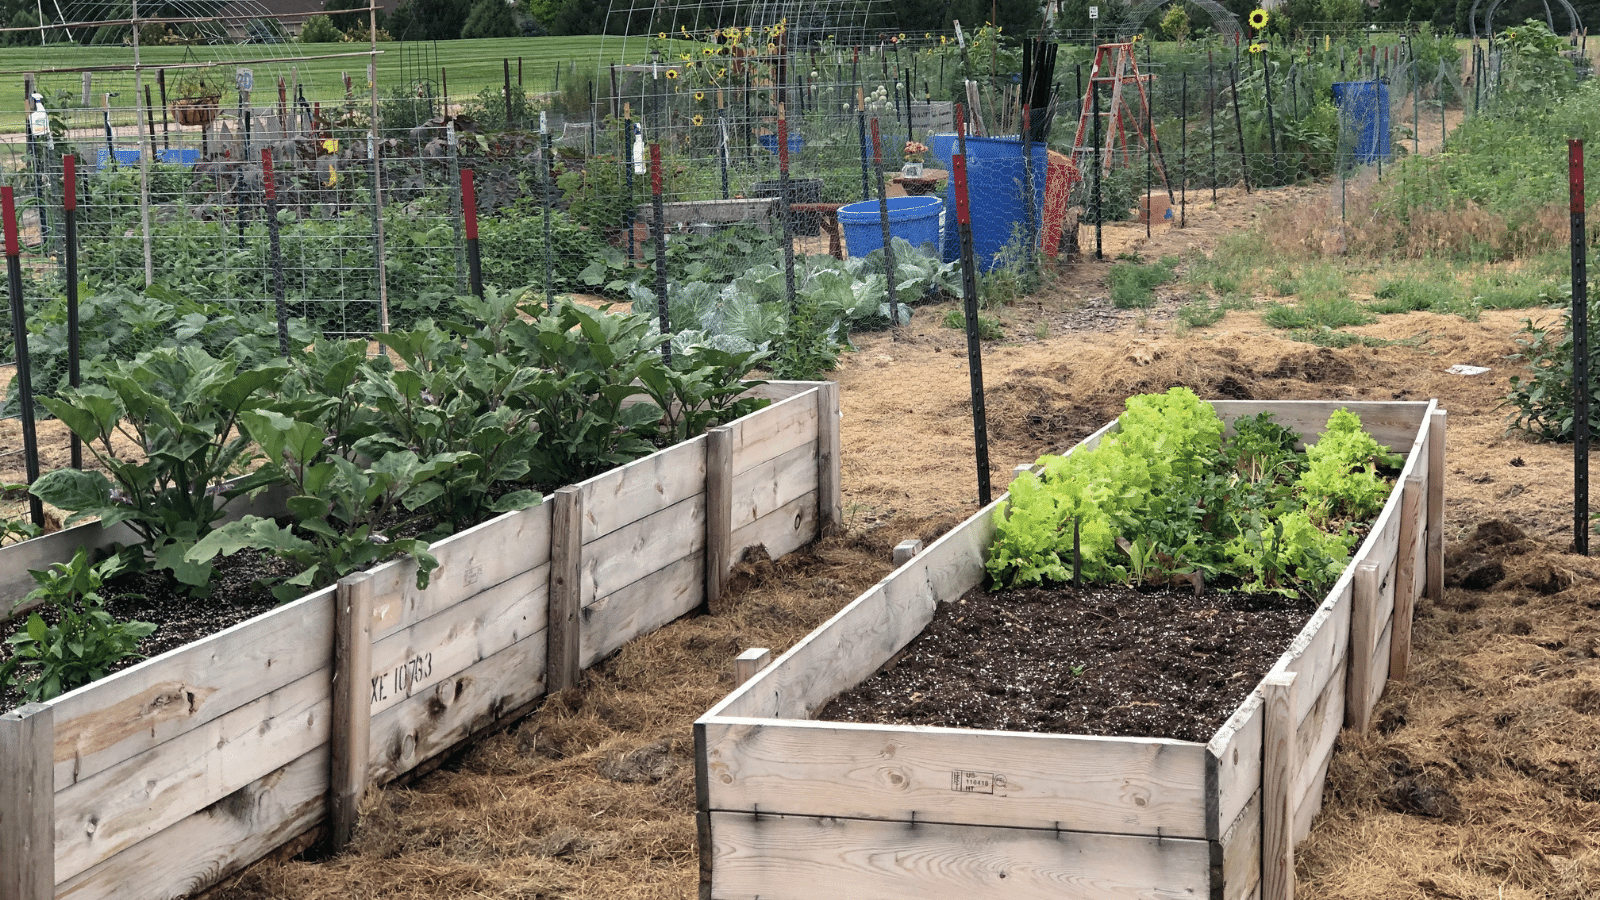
left=1071, top=42, right=1172, bottom=198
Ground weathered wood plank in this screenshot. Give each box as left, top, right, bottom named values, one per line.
left=729, top=489, right=817, bottom=564
left=747, top=381, right=821, bottom=402
left=708, top=492, right=1003, bottom=723
left=734, top=649, right=772, bottom=687
left=1291, top=657, right=1345, bottom=806
left=364, top=501, right=552, bottom=641
left=48, top=585, right=335, bottom=789
left=1209, top=401, right=1428, bottom=453
left=576, top=433, right=706, bottom=542
left=1369, top=619, right=1394, bottom=716
left=729, top=390, right=818, bottom=477
left=547, top=487, right=582, bottom=694
left=330, top=573, right=374, bottom=851
left=706, top=579, right=919, bottom=722
left=1222, top=788, right=1262, bottom=900
left=1208, top=690, right=1263, bottom=841
left=729, top=441, right=816, bottom=533
left=702, top=718, right=1209, bottom=838
left=1391, top=474, right=1423, bottom=682
left=1276, top=574, right=1352, bottom=726
left=1346, top=563, right=1381, bottom=732
left=892, top=539, right=924, bottom=566
left=53, top=749, right=328, bottom=900
left=580, top=553, right=703, bottom=669
left=707, top=426, right=734, bottom=607
left=1426, top=409, right=1447, bottom=602
left=0, top=703, right=52, bottom=900
left=816, top=381, right=842, bottom=535
left=1261, top=672, right=1297, bottom=900
left=583, top=494, right=705, bottom=604
left=367, top=629, right=547, bottom=785
left=52, top=669, right=328, bottom=882
left=1292, top=736, right=1337, bottom=845
left=708, top=812, right=1213, bottom=900
left=1352, top=480, right=1404, bottom=619
left=369, top=562, right=547, bottom=717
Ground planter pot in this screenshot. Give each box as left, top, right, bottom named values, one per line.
left=0, top=382, right=843, bottom=900
left=696, top=399, right=1446, bottom=900
left=901, top=162, right=923, bottom=178
left=837, top=195, right=944, bottom=258
left=170, top=96, right=220, bottom=128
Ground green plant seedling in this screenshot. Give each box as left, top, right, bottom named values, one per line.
left=1, top=549, right=155, bottom=702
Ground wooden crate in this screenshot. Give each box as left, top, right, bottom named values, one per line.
left=695, top=400, right=1445, bottom=900
left=0, top=381, right=842, bottom=900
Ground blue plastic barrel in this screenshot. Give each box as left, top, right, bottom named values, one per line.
left=1331, top=81, right=1391, bottom=165
left=929, top=135, right=1048, bottom=271
left=838, top=195, right=944, bottom=258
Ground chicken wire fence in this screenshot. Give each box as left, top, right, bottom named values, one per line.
left=0, top=21, right=1506, bottom=427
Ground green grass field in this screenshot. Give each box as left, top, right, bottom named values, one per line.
left=0, top=35, right=631, bottom=132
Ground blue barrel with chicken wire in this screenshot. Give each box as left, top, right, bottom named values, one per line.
left=1331, top=81, right=1391, bottom=165
left=929, top=135, right=1048, bottom=272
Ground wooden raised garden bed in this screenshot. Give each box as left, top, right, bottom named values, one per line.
left=694, top=399, right=1445, bottom=900
left=0, top=380, right=841, bottom=900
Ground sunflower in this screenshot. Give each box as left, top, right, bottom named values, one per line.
left=1248, top=8, right=1268, bottom=29
left=658, top=31, right=666, bottom=39
left=1248, top=42, right=1264, bottom=53
left=694, top=91, right=705, bottom=101
left=692, top=114, right=705, bottom=126
left=703, top=47, right=714, bottom=55
left=665, top=69, right=679, bottom=79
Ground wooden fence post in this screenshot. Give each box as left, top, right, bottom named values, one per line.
left=1346, top=562, right=1380, bottom=732
left=1261, top=671, right=1298, bottom=900
left=733, top=648, right=771, bottom=687
left=1390, top=473, right=1424, bottom=682
left=0, top=702, right=53, bottom=900
left=816, top=381, right=843, bottom=536
left=548, top=486, right=584, bottom=693
left=330, top=571, right=374, bottom=851
left=1425, top=409, right=1447, bottom=603
left=706, top=426, right=734, bottom=606
left=892, top=539, right=923, bottom=566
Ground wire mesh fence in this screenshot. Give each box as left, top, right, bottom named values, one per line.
left=0, top=18, right=1532, bottom=449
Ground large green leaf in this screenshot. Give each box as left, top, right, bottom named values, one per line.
left=188, top=516, right=317, bottom=564
left=30, top=468, right=113, bottom=515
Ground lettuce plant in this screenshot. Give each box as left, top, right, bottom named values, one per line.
left=989, top=392, right=1396, bottom=600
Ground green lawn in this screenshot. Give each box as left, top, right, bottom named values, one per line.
left=0, top=36, right=631, bottom=132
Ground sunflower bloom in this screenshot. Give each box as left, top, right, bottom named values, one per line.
left=666, top=69, right=678, bottom=79
left=1248, top=42, right=1264, bottom=53
left=658, top=31, right=666, bottom=39
left=692, top=114, right=704, bottom=126
left=695, top=91, right=705, bottom=101
left=1248, top=8, right=1269, bottom=29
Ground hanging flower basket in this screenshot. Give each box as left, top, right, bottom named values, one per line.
left=171, top=95, right=220, bottom=127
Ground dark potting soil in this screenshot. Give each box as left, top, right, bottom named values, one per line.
left=819, top=582, right=1317, bottom=743
left=0, top=549, right=297, bottom=712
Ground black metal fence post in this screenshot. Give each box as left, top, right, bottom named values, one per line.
left=1571, top=139, right=1589, bottom=555
left=869, top=117, right=901, bottom=331
left=650, top=143, right=671, bottom=367
left=462, top=168, right=483, bottom=298
left=63, top=155, right=80, bottom=470
left=262, top=148, right=289, bottom=358
left=953, top=104, right=990, bottom=508
left=3, top=186, right=43, bottom=527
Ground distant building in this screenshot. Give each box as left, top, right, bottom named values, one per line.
left=224, top=0, right=404, bottom=39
